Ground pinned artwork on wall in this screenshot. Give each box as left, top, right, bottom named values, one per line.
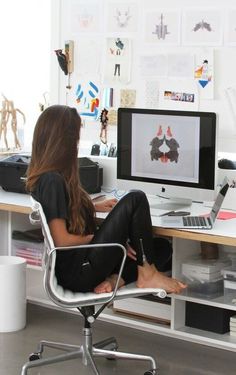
left=182, top=9, right=223, bottom=46
left=145, top=81, right=159, bottom=109
left=103, top=38, right=132, bottom=85
left=144, top=10, right=181, bottom=45
left=75, top=80, right=100, bottom=120
left=224, top=9, right=236, bottom=46
left=139, top=55, right=168, bottom=77
left=106, top=2, right=138, bottom=32
left=76, top=38, right=100, bottom=76
left=159, top=78, right=199, bottom=111
left=194, top=49, right=214, bottom=99
left=120, top=89, right=136, bottom=108
left=70, top=0, right=102, bottom=33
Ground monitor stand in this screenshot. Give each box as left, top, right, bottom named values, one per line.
left=150, top=197, right=192, bottom=211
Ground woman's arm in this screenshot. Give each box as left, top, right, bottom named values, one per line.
left=94, top=198, right=117, bottom=212
left=49, top=218, right=94, bottom=247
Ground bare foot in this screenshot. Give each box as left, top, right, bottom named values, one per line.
left=136, top=264, right=187, bottom=294
left=94, top=274, right=125, bottom=294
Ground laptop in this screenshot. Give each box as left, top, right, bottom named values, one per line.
left=161, top=178, right=229, bottom=229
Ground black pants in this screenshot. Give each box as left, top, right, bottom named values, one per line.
left=64, top=190, right=158, bottom=292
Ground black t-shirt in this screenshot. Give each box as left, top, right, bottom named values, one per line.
left=32, top=171, right=69, bottom=224
left=32, top=171, right=85, bottom=288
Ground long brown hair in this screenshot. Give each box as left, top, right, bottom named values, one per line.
left=26, top=105, right=95, bottom=234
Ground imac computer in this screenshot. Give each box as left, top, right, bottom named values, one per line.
left=117, top=108, right=217, bottom=209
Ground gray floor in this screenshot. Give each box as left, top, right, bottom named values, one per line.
left=1, top=303, right=236, bottom=375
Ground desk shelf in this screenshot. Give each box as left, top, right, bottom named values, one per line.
left=1, top=187, right=236, bottom=352
left=173, top=293, right=236, bottom=310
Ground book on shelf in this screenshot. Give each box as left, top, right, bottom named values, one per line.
left=113, top=294, right=171, bottom=322
left=15, top=249, right=42, bottom=266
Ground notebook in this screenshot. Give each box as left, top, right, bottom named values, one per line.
left=161, top=178, right=229, bottom=229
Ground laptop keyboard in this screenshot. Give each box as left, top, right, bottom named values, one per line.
left=183, top=216, right=208, bottom=227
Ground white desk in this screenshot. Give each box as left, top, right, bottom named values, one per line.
left=1, top=188, right=236, bottom=351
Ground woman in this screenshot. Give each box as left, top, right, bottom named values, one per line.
left=26, top=105, right=186, bottom=294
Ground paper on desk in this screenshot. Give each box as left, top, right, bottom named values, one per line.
left=217, top=211, right=236, bottom=220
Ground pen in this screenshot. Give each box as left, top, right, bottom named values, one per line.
left=92, top=194, right=106, bottom=202
left=159, top=211, right=175, bottom=217
left=158, top=211, right=190, bottom=217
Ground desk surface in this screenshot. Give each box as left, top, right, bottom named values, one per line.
left=0, top=188, right=235, bottom=246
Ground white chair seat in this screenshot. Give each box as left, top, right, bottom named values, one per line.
left=51, top=274, right=166, bottom=307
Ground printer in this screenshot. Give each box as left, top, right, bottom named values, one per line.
left=0, top=155, right=103, bottom=194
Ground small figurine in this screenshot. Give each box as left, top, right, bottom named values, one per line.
left=99, top=108, right=109, bottom=144
left=54, top=49, right=68, bottom=75
left=0, top=94, right=25, bottom=150
left=0, top=97, right=10, bottom=149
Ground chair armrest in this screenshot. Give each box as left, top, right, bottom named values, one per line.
left=46, top=242, right=127, bottom=307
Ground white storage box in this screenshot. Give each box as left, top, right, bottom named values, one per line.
left=182, top=258, right=230, bottom=283
left=183, top=277, right=224, bottom=298
left=222, top=267, right=236, bottom=296
left=12, top=239, right=44, bottom=267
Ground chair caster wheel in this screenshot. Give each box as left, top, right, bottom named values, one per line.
left=29, top=352, right=41, bottom=361
left=144, top=370, right=158, bottom=375
left=106, top=347, right=118, bottom=361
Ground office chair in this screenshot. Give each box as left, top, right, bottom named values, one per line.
left=21, top=198, right=167, bottom=375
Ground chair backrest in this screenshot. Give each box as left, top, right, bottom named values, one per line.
left=30, top=197, right=55, bottom=252
left=29, top=197, right=130, bottom=309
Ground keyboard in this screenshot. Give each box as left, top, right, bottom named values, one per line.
left=183, top=216, right=208, bottom=227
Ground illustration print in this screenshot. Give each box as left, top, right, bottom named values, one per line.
left=150, top=125, right=179, bottom=163
left=193, top=19, right=212, bottom=32
left=114, top=7, right=131, bottom=27
left=194, top=59, right=212, bottom=88
left=152, top=13, right=170, bottom=40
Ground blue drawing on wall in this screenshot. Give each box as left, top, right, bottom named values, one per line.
left=75, top=81, right=100, bottom=119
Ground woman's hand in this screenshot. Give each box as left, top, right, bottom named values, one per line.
left=94, top=198, right=118, bottom=212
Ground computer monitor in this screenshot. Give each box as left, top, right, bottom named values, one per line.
left=117, top=108, right=217, bottom=208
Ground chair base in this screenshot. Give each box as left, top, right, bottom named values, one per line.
left=21, top=327, right=158, bottom=375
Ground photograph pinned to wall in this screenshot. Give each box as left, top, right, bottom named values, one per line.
left=144, top=10, right=181, bottom=45
left=145, top=81, right=159, bottom=109
left=182, top=9, right=223, bottom=46
left=75, top=80, right=100, bottom=120
left=120, top=89, right=136, bottom=107
left=106, top=2, right=138, bottom=32
left=107, top=108, right=118, bottom=125
left=194, top=49, right=214, bottom=99
left=224, top=9, right=236, bottom=46
left=103, top=38, right=132, bottom=85
left=139, top=55, right=168, bottom=77
left=159, top=78, right=199, bottom=111
left=168, top=53, right=194, bottom=78
left=69, top=0, right=102, bottom=33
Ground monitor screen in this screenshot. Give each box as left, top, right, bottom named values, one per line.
left=117, top=108, right=217, bottom=206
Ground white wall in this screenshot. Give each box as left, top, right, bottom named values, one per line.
left=51, top=0, right=236, bottom=154
left=0, top=0, right=51, bottom=151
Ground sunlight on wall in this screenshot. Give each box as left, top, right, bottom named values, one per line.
left=0, top=0, right=51, bottom=151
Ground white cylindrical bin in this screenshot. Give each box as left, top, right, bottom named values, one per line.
left=0, top=256, right=26, bottom=332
